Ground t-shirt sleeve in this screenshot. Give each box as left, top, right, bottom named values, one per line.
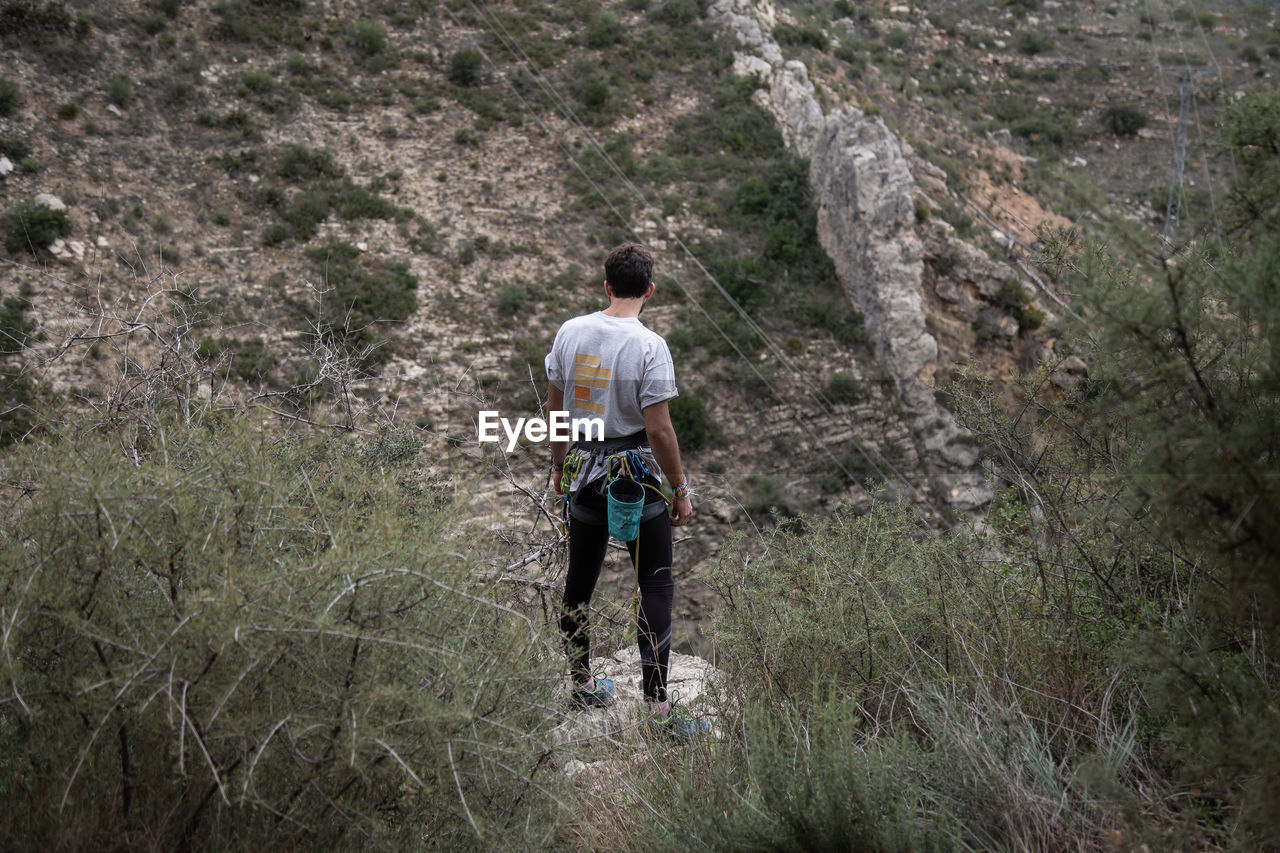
left=545, top=327, right=565, bottom=389
left=639, top=337, right=678, bottom=409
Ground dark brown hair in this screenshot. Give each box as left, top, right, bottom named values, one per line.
left=604, top=243, right=653, bottom=299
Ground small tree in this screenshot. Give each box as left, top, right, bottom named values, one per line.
left=448, top=48, right=483, bottom=86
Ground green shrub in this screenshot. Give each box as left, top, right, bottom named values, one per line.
left=585, top=10, right=624, bottom=48
left=0, top=76, right=20, bottom=115
left=1074, top=60, right=1110, bottom=84
left=306, top=242, right=419, bottom=365
left=816, top=450, right=875, bottom=493
left=667, top=77, right=781, bottom=158
left=285, top=51, right=311, bottom=75
left=4, top=200, right=71, bottom=255
left=276, top=142, right=340, bottom=181
left=55, top=100, right=78, bottom=119
left=1006, top=62, right=1058, bottom=82
left=139, top=10, right=166, bottom=34
left=0, top=136, right=30, bottom=160
left=653, top=0, right=699, bottom=26
left=332, top=179, right=398, bottom=220
left=197, top=335, right=276, bottom=381
left=668, top=393, right=714, bottom=451
left=349, top=19, right=386, bottom=57
left=106, top=73, right=132, bottom=107
left=0, top=0, right=74, bottom=43
left=882, top=27, right=910, bottom=51
left=995, top=278, right=1044, bottom=329
left=825, top=370, right=863, bottom=404
left=629, top=694, right=960, bottom=851
left=276, top=185, right=331, bottom=240
left=457, top=240, right=476, bottom=265
left=211, top=0, right=306, bottom=46
left=571, top=67, right=612, bottom=114
left=448, top=48, right=483, bottom=86
left=1015, top=30, right=1053, bottom=54
left=152, top=0, right=182, bottom=18
left=996, top=97, right=1075, bottom=146
left=261, top=220, right=288, bottom=246
left=239, top=67, right=275, bottom=95
left=741, top=472, right=803, bottom=521
left=0, top=412, right=568, bottom=848
left=775, top=23, right=829, bottom=51
left=496, top=283, right=526, bottom=316
left=1101, top=104, right=1147, bottom=136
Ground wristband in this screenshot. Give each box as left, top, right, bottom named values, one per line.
left=673, top=476, right=689, bottom=500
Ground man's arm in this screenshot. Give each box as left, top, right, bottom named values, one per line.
left=547, top=382, right=568, bottom=495
left=643, top=399, right=693, bottom=527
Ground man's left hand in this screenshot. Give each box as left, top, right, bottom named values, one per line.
left=670, top=496, right=693, bottom=527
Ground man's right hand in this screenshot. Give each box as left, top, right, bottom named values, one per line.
left=670, top=496, right=693, bottom=527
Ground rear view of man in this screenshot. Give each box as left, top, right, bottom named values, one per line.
left=545, top=243, right=700, bottom=736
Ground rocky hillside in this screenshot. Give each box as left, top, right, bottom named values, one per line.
left=1, top=0, right=1275, bottom=603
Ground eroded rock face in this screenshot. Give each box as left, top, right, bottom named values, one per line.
left=710, top=0, right=991, bottom=510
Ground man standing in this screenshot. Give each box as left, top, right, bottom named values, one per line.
left=545, top=244, right=699, bottom=735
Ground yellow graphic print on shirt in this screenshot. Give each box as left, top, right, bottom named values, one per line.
left=573, top=353, right=609, bottom=416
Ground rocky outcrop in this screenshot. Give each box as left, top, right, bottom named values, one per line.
left=710, top=0, right=991, bottom=510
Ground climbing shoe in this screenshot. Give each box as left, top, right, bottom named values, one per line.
left=570, top=677, right=616, bottom=709
left=647, top=697, right=710, bottom=740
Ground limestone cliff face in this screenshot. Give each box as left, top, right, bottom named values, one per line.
left=710, top=0, right=991, bottom=510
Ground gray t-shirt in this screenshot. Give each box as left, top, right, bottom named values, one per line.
left=545, top=311, right=678, bottom=438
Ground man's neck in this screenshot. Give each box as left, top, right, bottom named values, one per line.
left=602, top=298, right=645, bottom=319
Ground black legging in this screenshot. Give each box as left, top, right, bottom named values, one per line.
left=562, top=489, right=674, bottom=703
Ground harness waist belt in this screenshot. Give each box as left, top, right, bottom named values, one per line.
left=574, top=429, right=648, bottom=452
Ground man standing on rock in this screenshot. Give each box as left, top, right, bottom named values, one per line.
left=545, top=243, right=702, bottom=736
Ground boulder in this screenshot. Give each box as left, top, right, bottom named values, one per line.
left=34, top=193, right=66, bottom=211
left=0, top=156, right=13, bottom=177
left=49, top=238, right=86, bottom=264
